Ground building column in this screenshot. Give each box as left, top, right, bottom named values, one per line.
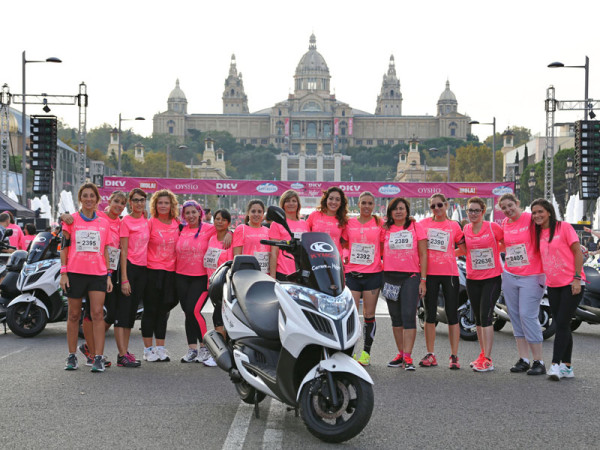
left=334, top=152, right=342, bottom=182
left=299, top=153, right=306, bottom=181
left=316, top=151, right=324, bottom=181
left=280, top=153, right=288, bottom=181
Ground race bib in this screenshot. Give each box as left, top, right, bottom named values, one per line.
left=204, top=247, right=223, bottom=270
left=107, top=246, right=120, bottom=271
left=389, top=230, right=413, bottom=250
left=350, top=243, right=375, bottom=265
left=293, top=231, right=303, bottom=240
left=382, top=282, right=400, bottom=301
left=427, top=229, right=450, bottom=252
left=254, top=251, right=270, bottom=273
left=75, top=230, right=101, bottom=253
left=470, top=248, right=495, bottom=270
left=505, top=244, right=530, bottom=268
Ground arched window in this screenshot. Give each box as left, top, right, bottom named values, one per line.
left=230, top=89, right=235, bottom=96
left=167, top=120, right=175, bottom=135
left=390, top=90, right=394, bottom=97
left=307, top=122, right=317, bottom=138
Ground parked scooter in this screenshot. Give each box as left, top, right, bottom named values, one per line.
left=0, top=227, right=16, bottom=332
left=492, top=290, right=555, bottom=339
left=203, top=206, right=374, bottom=444
left=571, top=259, right=600, bottom=331
left=417, top=258, right=478, bottom=341
left=6, top=230, right=68, bottom=337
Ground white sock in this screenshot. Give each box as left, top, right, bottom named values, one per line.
left=522, top=358, right=530, bottom=364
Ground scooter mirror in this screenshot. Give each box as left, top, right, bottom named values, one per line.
left=266, top=206, right=294, bottom=239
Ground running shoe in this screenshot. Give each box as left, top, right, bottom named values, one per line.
left=203, top=356, right=217, bottom=367
left=196, top=346, right=210, bottom=363
left=470, top=351, right=484, bottom=368
left=526, top=360, right=546, bottom=376
left=101, top=356, right=112, bottom=368
left=547, top=363, right=561, bottom=381
left=155, top=347, right=171, bottom=362
left=473, top=357, right=494, bottom=372
left=181, top=348, right=199, bottom=363
left=91, top=355, right=105, bottom=373
left=419, top=353, right=437, bottom=367
left=117, top=353, right=141, bottom=368
left=64, top=353, right=78, bottom=371
left=357, top=351, right=371, bottom=366
left=143, top=347, right=159, bottom=362
left=559, top=363, right=574, bottom=379
left=127, top=352, right=141, bottom=363
left=510, top=358, right=530, bottom=373
left=387, top=353, right=404, bottom=368
left=78, top=343, right=93, bottom=366
left=449, top=354, right=460, bottom=370
left=404, top=356, right=416, bottom=371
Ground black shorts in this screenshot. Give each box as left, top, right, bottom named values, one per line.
left=345, top=271, right=383, bottom=292
left=66, top=272, right=107, bottom=299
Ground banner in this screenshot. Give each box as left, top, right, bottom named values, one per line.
left=103, top=177, right=514, bottom=199
left=348, top=118, right=353, bottom=136
left=284, top=118, right=289, bottom=136
left=334, top=118, right=339, bottom=136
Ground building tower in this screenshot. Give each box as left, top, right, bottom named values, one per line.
left=294, top=34, right=331, bottom=96
left=222, top=54, right=249, bottom=114
left=437, top=80, right=458, bottom=116
left=167, top=79, right=187, bottom=114
left=375, top=55, right=402, bottom=116
left=106, top=128, right=121, bottom=159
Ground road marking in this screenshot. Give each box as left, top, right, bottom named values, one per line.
left=263, top=399, right=286, bottom=449
left=0, top=347, right=28, bottom=360
left=222, top=402, right=254, bottom=450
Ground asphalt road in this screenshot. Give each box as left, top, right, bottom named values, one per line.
left=2, top=305, right=599, bottom=449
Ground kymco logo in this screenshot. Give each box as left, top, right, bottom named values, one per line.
left=256, top=182, right=278, bottom=194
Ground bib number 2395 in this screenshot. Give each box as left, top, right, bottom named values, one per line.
left=76, top=230, right=101, bottom=253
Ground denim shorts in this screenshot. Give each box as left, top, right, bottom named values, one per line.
left=345, top=271, right=383, bottom=292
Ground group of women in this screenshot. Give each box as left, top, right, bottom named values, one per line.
left=61, top=183, right=585, bottom=381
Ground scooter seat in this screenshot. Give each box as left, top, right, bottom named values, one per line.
left=232, top=270, right=280, bottom=340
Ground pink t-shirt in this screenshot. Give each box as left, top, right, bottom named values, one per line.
left=8, top=224, right=25, bottom=250
left=420, top=217, right=464, bottom=276
left=232, top=224, right=271, bottom=273
left=175, top=223, right=216, bottom=276
left=540, top=222, right=585, bottom=287
left=269, top=219, right=309, bottom=275
left=147, top=217, right=180, bottom=272
left=205, top=234, right=234, bottom=278
left=306, top=211, right=345, bottom=255
left=342, top=217, right=383, bottom=274
left=120, top=215, right=150, bottom=267
left=502, top=212, right=543, bottom=276
left=382, top=222, right=427, bottom=274
left=62, top=212, right=109, bottom=276
left=463, top=221, right=504, bottom=280
left=24, top=234, right=36, bottom=250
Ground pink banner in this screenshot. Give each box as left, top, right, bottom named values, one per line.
left=334, top=118, right=339, bottom=136
left=284, top=118, right=289, bottom=136
left=103, top=177, right=514, bottom=199
left=349, top=118, right=353, bottom=136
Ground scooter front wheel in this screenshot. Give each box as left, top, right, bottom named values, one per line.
left=7, top=303, right=48, bottom=338
left=300, top=372, right=373, bottom=443
left=235, top=380, right=266, bottom=404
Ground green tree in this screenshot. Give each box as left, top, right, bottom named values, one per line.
left=451, top=144, right=503, bottom=182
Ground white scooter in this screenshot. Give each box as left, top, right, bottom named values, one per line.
left=204, top=206, right=374, bottom=444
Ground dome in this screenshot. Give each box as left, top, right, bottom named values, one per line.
left=8, top=111, right=19, bottom=133
left=168, top=79, right=186, bottom=101
left=295, top=34, right=329, bottom=75
left=438, top=80, right=457, bottom=102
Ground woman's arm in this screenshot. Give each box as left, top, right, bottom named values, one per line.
left=417, top=239, right=428, bottom=298
left=120, top=237, right=131, bottom=296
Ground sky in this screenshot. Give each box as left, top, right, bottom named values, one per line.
left=2, top=0, right=599, bottom=142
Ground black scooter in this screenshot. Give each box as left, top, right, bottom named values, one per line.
left=0, top=227, right=17, bottom=333
left=571, top=264, right=600, bottom=330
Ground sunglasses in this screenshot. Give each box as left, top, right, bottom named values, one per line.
left=467, top=209, right=483, bottom=214
left=430, top=203, right=445, bottom=209
left=131, top=198, right=146, bottom=203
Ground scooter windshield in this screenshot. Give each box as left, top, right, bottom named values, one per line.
left=27, top=232, right=58, bottom=263
left=297, top=232, right=344, bottom=297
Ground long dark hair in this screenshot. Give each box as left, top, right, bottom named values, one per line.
left=386, top=197, right=411, bottom=230
left=318, top=186, right=348, bottom=228
left=244, top=199, right=265, bottom=225
left=531, top=198, right=560, bottom=251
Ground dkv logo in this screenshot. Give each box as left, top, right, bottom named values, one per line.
left=256, top=182, right=278, bottom=194
left=216, top=183, right=238, bottom=190
left=378, top=184, right=401, bottom=196
left=105, top=180, right=126, bottom=187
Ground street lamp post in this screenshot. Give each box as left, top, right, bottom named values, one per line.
left=118, top=114, right=145, bottom=175
left=469, top=118, right=496, bottom=182
left=548, top=56, right=589, bottom=120
left=21, top=51, right=62, bottom=205
left=428, top=146, right=451, bottom=182
left=528, top=167, right=536, bottom=203
left=166, top=144, right=189, bottom=177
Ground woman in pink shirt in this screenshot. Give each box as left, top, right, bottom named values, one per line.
left=463, top=197, right=504, bottom=372
left=175, top=201, right=217, bottom=365
left=381, top=197, right=427, bottom=371
left=142, top=189, right=180, bottom=362
left=233, top=199, right=270, bottom=274
left=269, top=190, right=309, bottom=281
left=3, top=211, right=26, bottom=250
left=344, top=191, right=383, bottom=367
left=60, top=183, right=112, bottom=372
left=532, top=198, right=583, bottom=380
left=499, top=193, right=547, bottom=375
left=23, top=223, right=36, bottom=250
left=306, top=187, right=348, bottom=256
left=419, top=193, right=466, bottom=370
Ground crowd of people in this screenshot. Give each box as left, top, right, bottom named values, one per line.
left=57, top=183, right=585, bottom=381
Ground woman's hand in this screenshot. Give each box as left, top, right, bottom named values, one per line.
left=107, top=277, right=113, bottom=293
left=60, top=213, right=74, bottom=225
left=419, top=280, right=426, bottom=298
left=572, top=278, right=582, bottom=295
left=60, top=273, right=69, bottom=292
left=222, top=232, right=233, bottom=249
left=121, top=281, right=131, bottom=296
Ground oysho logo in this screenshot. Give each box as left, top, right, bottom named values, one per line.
left=492, top=186, right=513, bottom=195
left=417, top=187, right=442, bottom=194
left=256, top=182, right=278, bottom=194
left=291, top=182, right=304, bottom=190
left=140, top=182, right=157, bottom=190
left=105, top=180, right=126, bottom=187
left=175, top=184, right=198, bottom=190
left=310, top=242, right=334, bottom=253
left=378, top=184, right=401, bottom=196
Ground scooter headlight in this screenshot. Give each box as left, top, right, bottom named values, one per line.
left=281, top=285, right=353, bottom=320
left=22, top=260, right=55, bottom=275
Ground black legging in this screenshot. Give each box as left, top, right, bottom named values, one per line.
left=383, top=271, right=420, bottom=329
left=547, top=285, right=584, bottom=364
left=176, top=274, right=209, bottom=345
left=142, top=269, right=178, bottom=340
left=466, top=276, right=501, bottom=327
left=114, top=261, right=146, bottom=329
left=424, top=275, right=459, bottom=325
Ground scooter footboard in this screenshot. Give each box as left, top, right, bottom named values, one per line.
left=7, top=294, right=49, bottom=318
left=296, top=352, right=373, bottom=401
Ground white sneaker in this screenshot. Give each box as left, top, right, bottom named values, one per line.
left=559, top=363, right=574, bottom=379
left=547, top=363, right=561, bottom=381
left=155, top=347, right=171, bottom=362
left=143, top=347, right=159, bottom=362
left=181, top=348, right=199, bottom=363
left=203, top=356, right=217, bottom=367
left=196, top=346, right=210, bottom=363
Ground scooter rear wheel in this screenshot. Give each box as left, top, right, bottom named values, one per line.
left=6, top=303, right=47, bottom=338
left=235, top=380, right=266, bottom=404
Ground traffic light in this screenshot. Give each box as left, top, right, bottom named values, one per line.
left=29, top=115, right=57, bottom=195
left=575, top=120, right=600, bottom=199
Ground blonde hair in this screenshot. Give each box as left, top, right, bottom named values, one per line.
left=279, top=190, right=301, bottom=220
left=149, top=189, right=179, bottom=219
